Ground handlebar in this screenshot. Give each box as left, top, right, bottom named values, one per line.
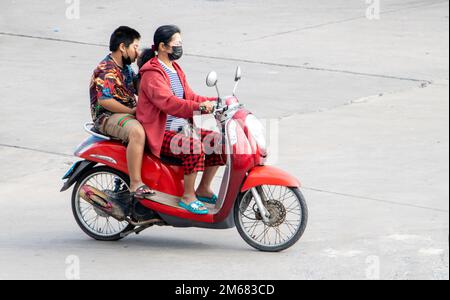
left=214, top=103, right=243, bottom=115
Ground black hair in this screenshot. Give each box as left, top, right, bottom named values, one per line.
left=146, top=25, right=181, bottom=60
left=109, top=26, right=141, bottom=52
left=137, top=48, right=154, bottom=69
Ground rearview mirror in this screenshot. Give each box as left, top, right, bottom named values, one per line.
left=206, top=71, right=218, bottom=87
left=234, top=66, right=242, bottom=82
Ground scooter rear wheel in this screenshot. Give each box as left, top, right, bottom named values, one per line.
left=71, top=166, right=134, bottom=241
left=234, top=186, right=308, bottom=252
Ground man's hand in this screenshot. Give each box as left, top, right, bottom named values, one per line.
left=98, top=98, right=135, bottom=115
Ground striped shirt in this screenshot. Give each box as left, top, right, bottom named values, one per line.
left=159, top=59, right=189, bottom=132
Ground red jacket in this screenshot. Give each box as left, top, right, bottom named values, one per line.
left=137, top=57, right=216, bottom=157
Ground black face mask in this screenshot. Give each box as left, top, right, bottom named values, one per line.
left=168, top=45, right=183, bottom=61
left=122, top=49, right=132, bottom=66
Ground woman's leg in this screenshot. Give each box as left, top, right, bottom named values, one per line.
left=161, top=130, right=208, bottom=211
left=196, top=166, right=220, bottom=198
left=181, top=172, right=198, bottom=203
left=196, top=129, right=227, bottom=198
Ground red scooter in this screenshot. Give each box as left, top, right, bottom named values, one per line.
left=61, top=67, right=308, bottom=252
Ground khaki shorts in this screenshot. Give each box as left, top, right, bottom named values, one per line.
left=99, top=113, right=141, bottom=144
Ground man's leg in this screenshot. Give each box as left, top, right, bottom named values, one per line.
left=127, top=125, right=147, bottom=193
left=101, top=114, right=152, bottom=194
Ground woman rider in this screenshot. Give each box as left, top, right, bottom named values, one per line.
left=137, top=25, right=226, bottom=215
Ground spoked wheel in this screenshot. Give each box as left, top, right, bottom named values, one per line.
left=234, top=185, right=308, bottom=252
left=71, top=166, right=134, bottom=241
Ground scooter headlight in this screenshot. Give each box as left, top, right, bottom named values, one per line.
left=227, top=120, right=238, bottom=146
left=227, top=119, right=253, bottom=154
left=245, top=114, right=267, bottom=152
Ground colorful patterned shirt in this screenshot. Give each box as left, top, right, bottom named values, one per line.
left=89, top=55, right=138, bottom=127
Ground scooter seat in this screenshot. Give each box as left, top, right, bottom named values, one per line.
left=86, top=123, right=183, bottom=166
left=160, top=155, right=183, bottom=166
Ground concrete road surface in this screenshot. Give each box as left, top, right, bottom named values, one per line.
left=0, top=0, right=448, bottom=280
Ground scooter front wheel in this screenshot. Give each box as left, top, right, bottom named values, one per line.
left=234, top=185, right=308, bottom=252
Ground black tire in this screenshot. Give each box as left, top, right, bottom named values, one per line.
left=71, top=166, right=134, bottom=241
left=234, top=186, right=308, bottom=252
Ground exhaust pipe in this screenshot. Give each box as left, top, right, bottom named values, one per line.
left=79, top=185, right=128, bottom=221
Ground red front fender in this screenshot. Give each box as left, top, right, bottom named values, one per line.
left=241, top=165, right=301, bottom=192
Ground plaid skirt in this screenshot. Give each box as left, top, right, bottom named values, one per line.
left=161, top=129, right=227, bottom=175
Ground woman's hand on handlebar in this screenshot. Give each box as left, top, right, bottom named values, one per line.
left=199, top=101, right=215, bottom=113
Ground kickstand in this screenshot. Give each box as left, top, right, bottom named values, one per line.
left=120, top=224, right=152, bottom=238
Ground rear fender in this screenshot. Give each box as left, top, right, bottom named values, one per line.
left=60, top=160, right=97, bottom=192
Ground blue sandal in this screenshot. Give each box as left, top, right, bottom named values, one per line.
left=179, top=200, right=209, bottom=215
left=196, top=194, right=218, bottom=204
